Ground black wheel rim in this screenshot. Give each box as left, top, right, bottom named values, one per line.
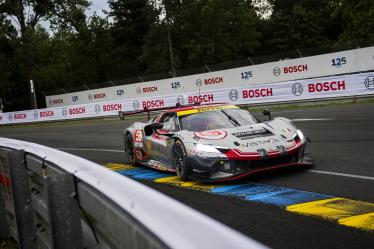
left=175, top=146, right=184, bottom=177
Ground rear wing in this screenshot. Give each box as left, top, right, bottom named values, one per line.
left=118, top=102, right=230, bottom=121
left=118, top=103, right=187, bottom=121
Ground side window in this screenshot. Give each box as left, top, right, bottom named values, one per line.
left=161, top=113, right=178, bottom=132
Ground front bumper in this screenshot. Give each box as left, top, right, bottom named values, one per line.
left=188, top=139, right=312, bottom=182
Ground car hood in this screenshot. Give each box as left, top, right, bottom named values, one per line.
left=180, top=118, right=299, bottom=153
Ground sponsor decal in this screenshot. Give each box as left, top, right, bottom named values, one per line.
left=308, top=81, right=345, bottom=93
left=48, top=99, right=53, bottom=106
left=229, top=89, right=239, bottom=101
left=188, top=94, right=214, bottom=104
left=94, top=93, right=106, bottom=99
left=136, top=87, right=142, bottom=95
left=14, top=113, right=27, bottom=120
left=34, top=111, right=39, bottom=119
left=72, top=96, right=78, bottom=102
left=241, top=70, right=253, bottom=80
left=177, top=95, right=185, bottom=105
left=171, top=81, right=180, bottom=89
left=69, top=107, right=86, bottom=115
left=196, top=79, right=202, bottom=87
left=52, top=99, right=63, bottom=105
left=291, top=83, right=303, bottom=96
left=241, top=138, right=282, bottom=148
left=195, top=130, right=227, bottom=140
left=135, top=130, right=143, bottom=143
left=95, top=104, right=101, bottom=114
left=273, top=67, right=281, bottom=76
left=8, top=113, right=13, bottom=121
left=62, top=108, right=68, bottom=117
left=331, top=57, right=346, bottom=68
left=133, top=100, right=140, bottom=111
left=284, top=64, right=308, bottom=74
left=232, top=128, right=272, bottom=139
left=204, top=76, right=223, bottom=85
left=364, top=76, right=374, bottom=90
left=103, top=104, right=122, bottom=112
left=143, top=86, right=158, bottom=93
left=0, top=115, right=2, bottom=121
left=39, top=111, right=54, bottom=118
left=88, top=94, right=93, bottom=101
left=242, top=88, right=273, bottom=98
left=143, top=100, right=164, bottom=108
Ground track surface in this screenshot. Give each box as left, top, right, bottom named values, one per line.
left=1, top=103, right=374, bottom=249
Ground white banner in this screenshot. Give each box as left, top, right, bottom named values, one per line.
left=1, top=72, right=373, bottom=125
left=46, top=46, right=374, bottom=107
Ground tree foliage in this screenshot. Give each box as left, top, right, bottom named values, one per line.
left=0, top=0, right=372, bottom=111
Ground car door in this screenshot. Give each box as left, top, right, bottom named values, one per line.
left=149, top=112, right=178, bottom=164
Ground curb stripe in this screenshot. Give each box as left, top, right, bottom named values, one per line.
left=105, top=163, right=374, bottom=232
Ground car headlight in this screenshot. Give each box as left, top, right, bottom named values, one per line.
left=296, top=129, right=305, bottom=141
left=195, top=143, right=222, bottom=153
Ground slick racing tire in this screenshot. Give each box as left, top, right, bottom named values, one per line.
left=124, top=133, right=135, bottom=165
left=173, top=140, right=190, bottom=181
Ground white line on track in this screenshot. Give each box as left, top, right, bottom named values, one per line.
left=291, top=118, right=334, bottom=122
left=57, top=148, right=123, bottom=153
left=307, top=169, right=374, bottom=181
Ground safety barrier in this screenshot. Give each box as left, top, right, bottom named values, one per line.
left=0, top=137, right=266, bottom=249
left=45, top=46, right=374, bottom=107
left=1, top=71, right=374, bottom=125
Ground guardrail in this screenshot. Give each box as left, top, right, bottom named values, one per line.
left=0, top=137, right=266, bottom=249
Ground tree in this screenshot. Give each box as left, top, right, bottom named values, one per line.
left=108, top=0, right=158, bottom=79
left=0, top=0, right=90, bottom=109
left=331, top=0, right=374, bottom=46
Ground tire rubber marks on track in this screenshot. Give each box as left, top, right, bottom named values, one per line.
left=105, top=163, right=374, bottom=232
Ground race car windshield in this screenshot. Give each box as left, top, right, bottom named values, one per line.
left=180, top=108, right=258, bottom=132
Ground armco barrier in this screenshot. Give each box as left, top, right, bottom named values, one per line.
left=1, top=72, right=374, bottom=125
left=0, top=137, right=266, bottom=249
left=46, top=46, right=374, bottom=107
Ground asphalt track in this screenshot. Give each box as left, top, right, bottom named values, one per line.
left=1, top=103, right=374, bottom=249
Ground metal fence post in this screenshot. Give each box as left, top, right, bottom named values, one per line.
left=46, top=173, right=83, bottom=249
left=7, top=150, right=37, bottom=249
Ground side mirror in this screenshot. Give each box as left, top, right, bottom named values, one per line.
left=263, top=109, right=272, bottom=120
left=144, top=123, right=163, bottom=136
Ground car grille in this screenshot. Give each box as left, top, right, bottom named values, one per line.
left=236, top=152, right=299, bottom=170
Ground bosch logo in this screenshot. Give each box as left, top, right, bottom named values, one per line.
left=229, top=90, right=239, bottom=101
left=34, top=111, right=39, bottom=119
left=8, top=113, right=13, bottom=121
left=95, top=104, right=101, bottom=113
left=136, top=87, right=142, bottom=95
left=62, top=108, right=68, bottom=117
left=292, top=83, right=303, bottom=96
left=364, top=76, right=374, bottom=90
left=177, top=95, right=185, bottom=105
left=196, top=79, right=202, bottom=87
left=273, top=67, right=281, bottom=76
left=88, top=94, right=93, bottom=101
left=133, top=100, right=140, bottom=111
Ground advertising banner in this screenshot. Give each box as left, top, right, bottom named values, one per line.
left=2, top=72, right=373, bottom=125
left=45, top=47, right=374, bottom=107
